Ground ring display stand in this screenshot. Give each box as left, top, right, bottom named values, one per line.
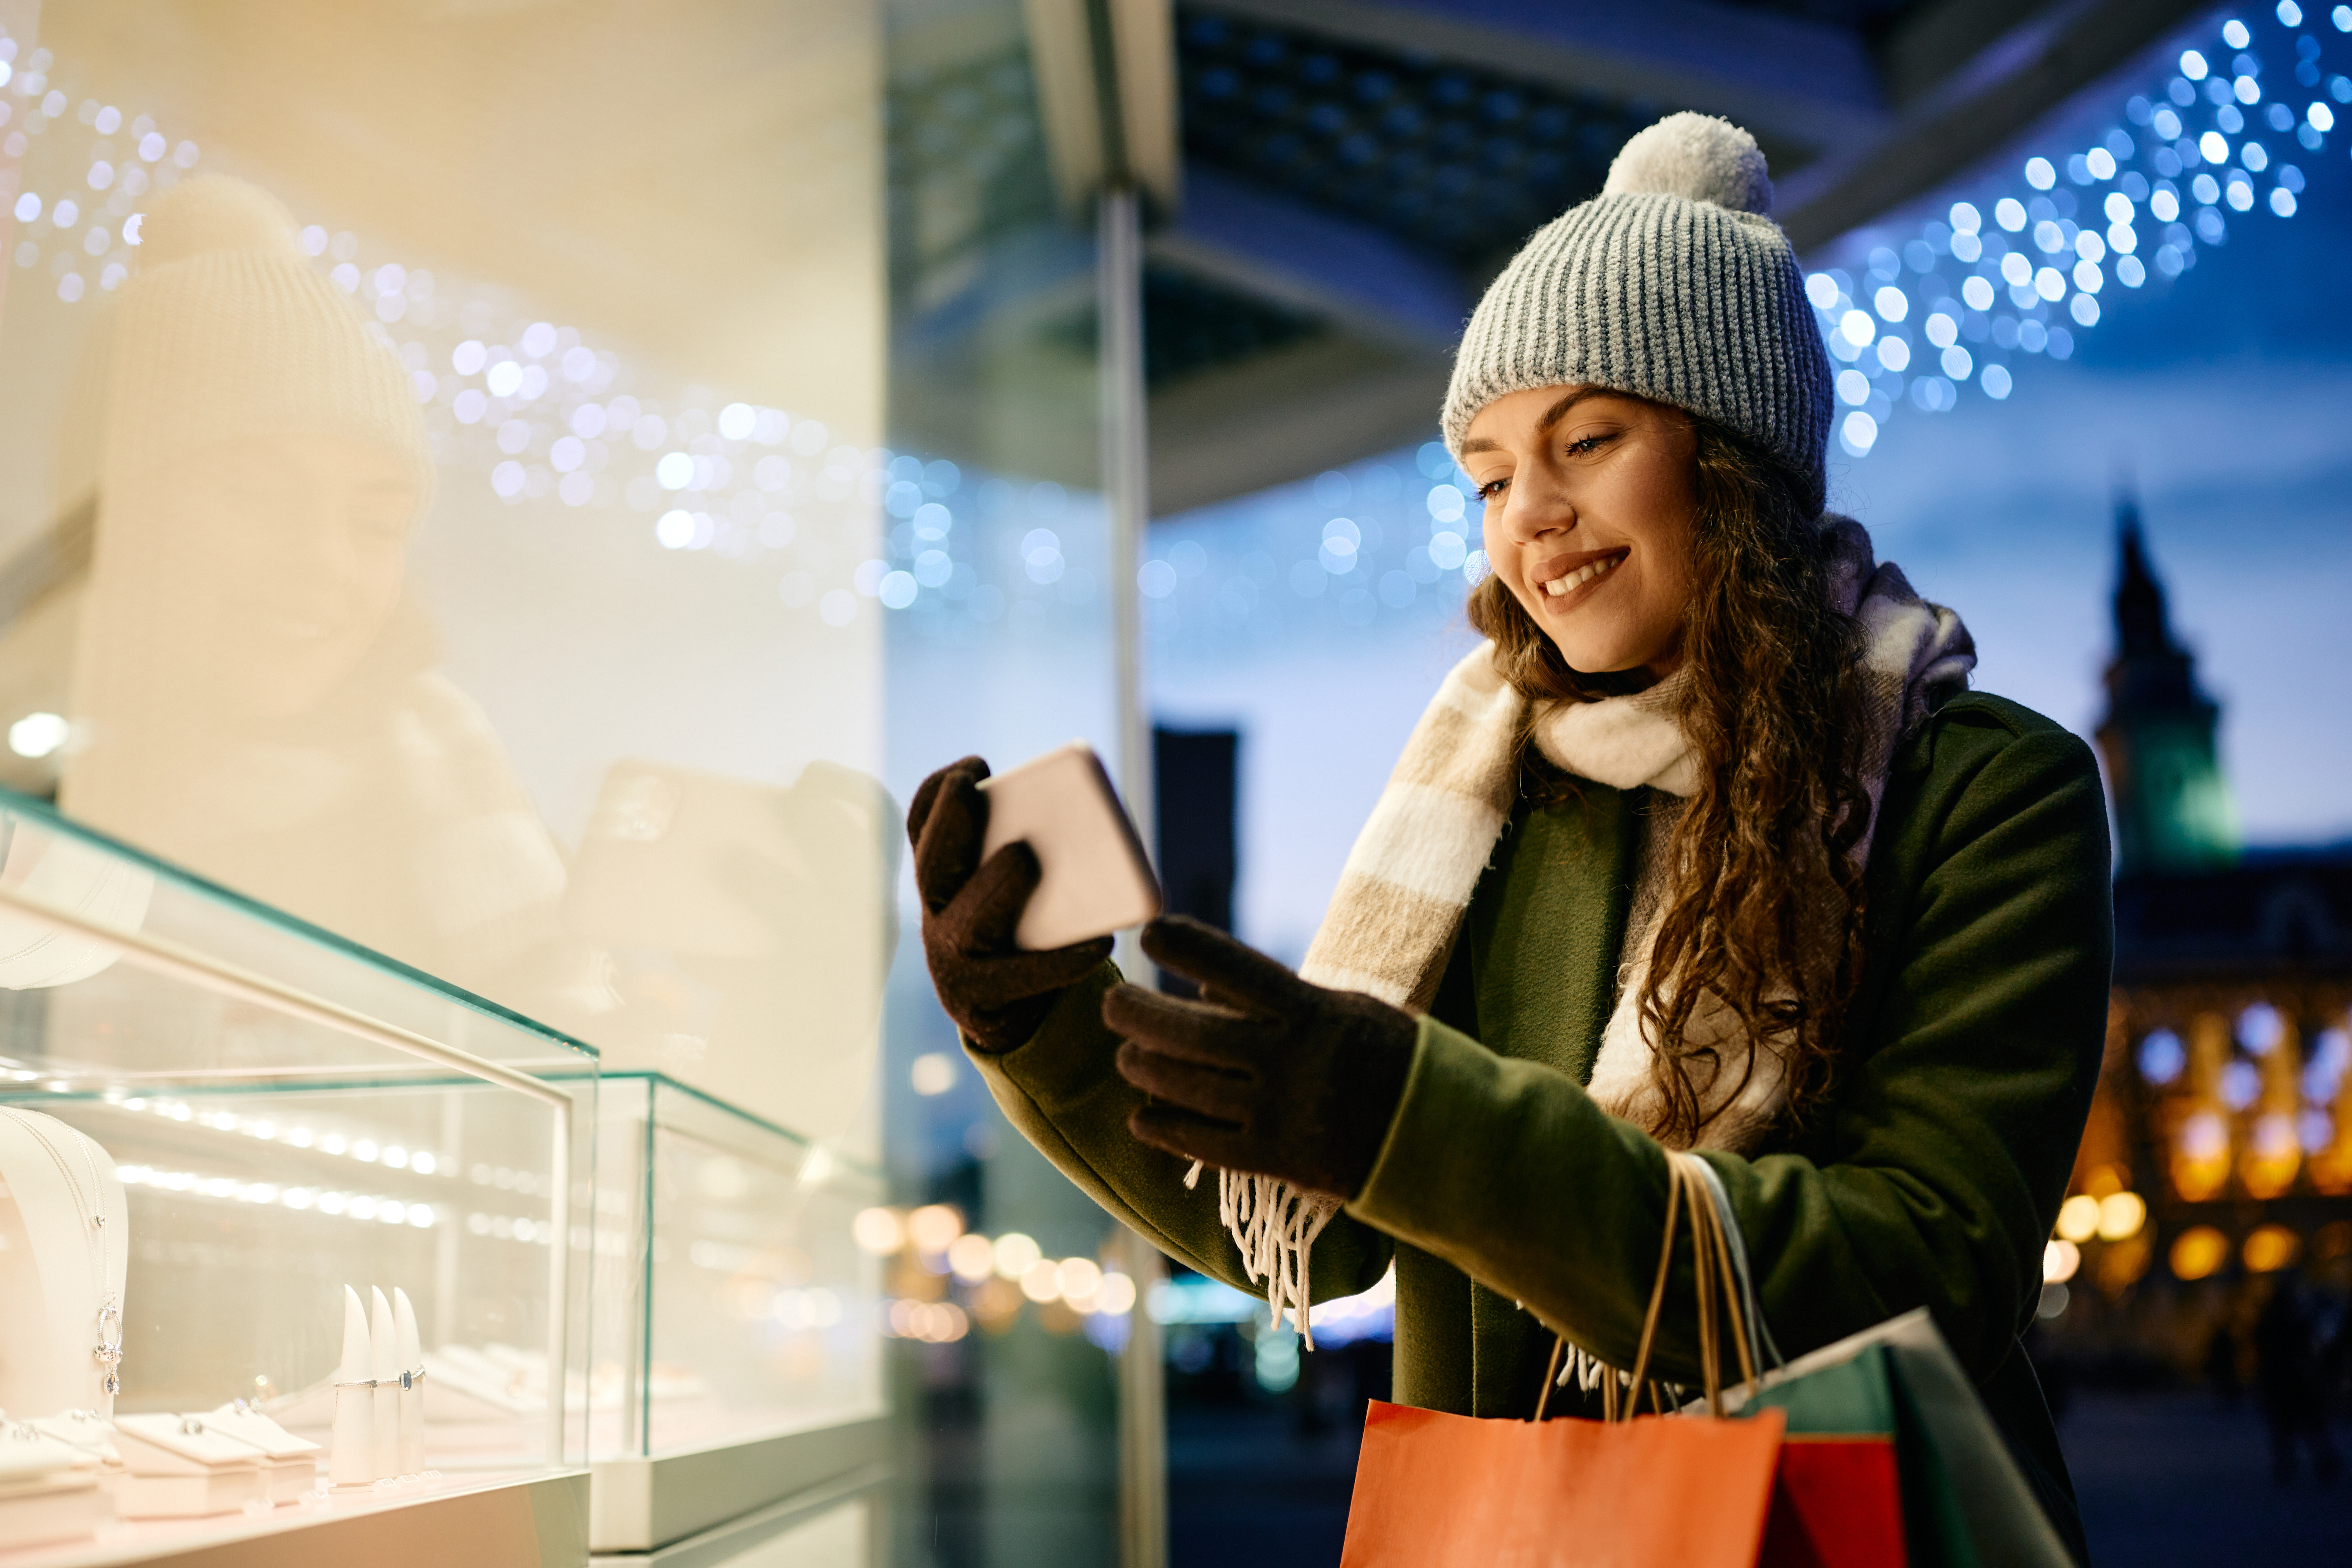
left=0, top=795, right=594, bottom=1566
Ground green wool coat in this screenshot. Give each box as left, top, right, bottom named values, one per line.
left=969, top=693, right=2112, bottom=1560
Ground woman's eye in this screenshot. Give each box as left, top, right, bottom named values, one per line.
left=1476, top=477, right=1508, bottom=500
left=1564, top=435, right=1610, bottom=457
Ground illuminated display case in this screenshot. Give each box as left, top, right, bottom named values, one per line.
left=0, top=790, right=593, bottom=1566
left=585, top=1072, right=886, bottom=1557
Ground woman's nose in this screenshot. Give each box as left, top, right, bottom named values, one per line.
left=1501, top=482, right=1573, bottom=543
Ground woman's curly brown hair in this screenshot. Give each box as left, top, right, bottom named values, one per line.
left=1467, top=411, right=1874, bottom=1145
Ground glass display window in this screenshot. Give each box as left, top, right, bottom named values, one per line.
left=0, top=789, right=595, bottom=1561
left=0, top=0, right=1159, bottom=1559
left=584, top=1072, right=884, bottom=1554
left=0, top=0, right=898, bottom=1172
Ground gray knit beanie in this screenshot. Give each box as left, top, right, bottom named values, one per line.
left=106, top=174, right=432, bottom=499
left=1441, top=113, right=1833, bottom=516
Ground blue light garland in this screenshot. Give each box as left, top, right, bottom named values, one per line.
left=1815, top=3, right=2348, bottom=458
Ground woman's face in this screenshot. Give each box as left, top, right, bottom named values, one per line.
left=155, top=433, right=418, bottom=718
left=1461, top=386, right=1698, bottom=681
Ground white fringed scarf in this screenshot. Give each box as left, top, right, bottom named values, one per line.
left=1200, top=517, right=1975, bottom=1343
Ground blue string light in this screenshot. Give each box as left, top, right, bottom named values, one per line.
left=1816, top=4, right=2345, bottom=459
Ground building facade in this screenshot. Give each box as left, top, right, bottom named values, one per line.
left=2043, top=505, right=2352, bottom=1375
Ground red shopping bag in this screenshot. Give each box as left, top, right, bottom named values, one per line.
left=1339, top=1399, right=1787, bottom=1568
left=1761, top=1437, right=1906, bottom=1568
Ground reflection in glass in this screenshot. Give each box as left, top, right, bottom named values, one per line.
left=69, top=176, right=570, bottom=1006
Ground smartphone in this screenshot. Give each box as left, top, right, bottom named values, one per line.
left=977, top=741, right=1161, bottom=950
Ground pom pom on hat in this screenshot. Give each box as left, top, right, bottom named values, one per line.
left=1600, top=111, right=1773, bottom=216
left=105, top=172, right=431, bottom=498
left=1440, top=111, right=1827, bottom=513
left=135, top=174, right=307, bottom=268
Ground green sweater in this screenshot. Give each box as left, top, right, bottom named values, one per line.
left=970, top=694, right=2111, bottom=1559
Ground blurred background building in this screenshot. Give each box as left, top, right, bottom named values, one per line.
left=0, top=1, right=2344, bottom=1566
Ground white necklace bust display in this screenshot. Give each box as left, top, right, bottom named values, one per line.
left=0, top=1109, right=130, bottom=1419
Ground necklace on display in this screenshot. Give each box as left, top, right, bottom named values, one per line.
left=1, top=1110, right=124, bottom=1396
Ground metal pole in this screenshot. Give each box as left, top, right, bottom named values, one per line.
left=1116, top=1225, right=1167, bottom=1568
left=1099, top=183, right=1152, bottom=910
left=1096, top=180, right=1167, bottom=1568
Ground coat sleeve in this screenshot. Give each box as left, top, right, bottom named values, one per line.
left=1345, top=715, right=2113, bottom=1384
left=966, top=964, right=1397, bottom=1304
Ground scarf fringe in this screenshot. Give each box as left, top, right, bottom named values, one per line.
left=1555, top=1340, right=1681, bottom=1400
left=1186, top=1158, right=1338, bottom=1348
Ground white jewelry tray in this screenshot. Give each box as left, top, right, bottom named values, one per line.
left=203, top=1408, right=323, bottom=1505
left=0, top=1472, right=107, bottom=1550
left=108, top=1415, right=270, bottom=1519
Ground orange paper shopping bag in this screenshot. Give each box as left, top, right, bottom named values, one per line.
left=1339, top=1401, right=1786, bottom=1567
left=1340, top=1150, right=1799, bottom=1567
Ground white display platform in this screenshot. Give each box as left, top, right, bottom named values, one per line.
left=589, top=1465, right=882, bottom=1568
left=0, top=1468, right=586, bottom=1568
left=0, top=1478, right=106, bottom=1555
left=587, top=1414, right=886, bottom=1555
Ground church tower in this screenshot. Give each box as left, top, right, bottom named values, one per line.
left=2094, top=496, right=2239, bottom=876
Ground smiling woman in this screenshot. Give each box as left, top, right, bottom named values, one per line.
left=1457, top=386, right=1698, bottom=679
left=1455, top=375, right=1889, bottom=1150
left=911, top=111, right=2115, bottom=1567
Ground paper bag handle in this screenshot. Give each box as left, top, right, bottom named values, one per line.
left=1534, top=1150, right=1758, bottom=1423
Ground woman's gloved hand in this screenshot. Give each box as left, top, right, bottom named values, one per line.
left=1104, top=916, right=1417, bottom=1200
left=907, top=756, right=1114, bottom=1053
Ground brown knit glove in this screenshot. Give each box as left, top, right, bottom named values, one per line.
left=1104, top=916, right=1417, bottom=1200
left=907, top=756, right=1114, bottom=1054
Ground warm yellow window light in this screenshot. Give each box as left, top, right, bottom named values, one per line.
left=2169, top=1226, right=2229, bottom=1281
left=2095, top=1191, right=2146, bottom=1242
left=2239, top=1113, right=2301, bottom=1200
left=2243, top=1225, right=2301, bottom=1274
left=2095, top=1234, right=2155, bottom=1293
left=2170, top=1109, right=2231, bottom=1202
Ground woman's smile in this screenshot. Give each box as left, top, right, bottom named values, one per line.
left=1530, top=546, right=1628, bottom=606
left=1463, top=384, right=1697, bottom=677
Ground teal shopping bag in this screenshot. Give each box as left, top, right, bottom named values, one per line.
left=1722, top=1312, right=2073, bottom=1568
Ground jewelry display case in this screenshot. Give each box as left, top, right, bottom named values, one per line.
left=584, top=1073, right=886, bottom=1558
left=0, top=790, right=595, bottom=1566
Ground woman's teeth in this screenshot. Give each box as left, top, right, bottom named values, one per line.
left=1542, top=554, right=1620, bottom=597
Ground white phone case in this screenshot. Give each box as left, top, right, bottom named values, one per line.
left=977, top=742, right=1161, bottom=950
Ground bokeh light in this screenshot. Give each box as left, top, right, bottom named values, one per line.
left=2169, top=1226, right=2229, bottom=1279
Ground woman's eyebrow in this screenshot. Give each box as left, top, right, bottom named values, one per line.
left=1534, top=388, right=1610, bottom=433
left=1460, top=388, right=1615, bottom=454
